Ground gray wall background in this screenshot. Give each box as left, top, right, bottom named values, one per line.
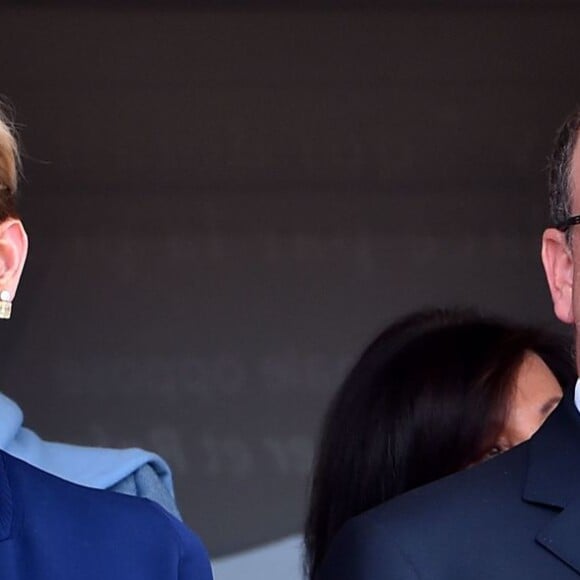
left=0, top=2, right=578, bottom=557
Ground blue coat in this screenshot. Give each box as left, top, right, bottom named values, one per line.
left=318, top=392, right=580, bottom=579
left=0, top=450, right=213, bottom=580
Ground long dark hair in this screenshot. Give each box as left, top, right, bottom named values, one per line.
left=305, top=308, right=575, bottom=578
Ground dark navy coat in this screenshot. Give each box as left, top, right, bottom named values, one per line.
left=0, top=450, right=213, bottom=579
left=318, top=392, right=580, bottom=579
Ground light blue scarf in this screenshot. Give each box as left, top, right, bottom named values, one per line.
left=0, top=392, right=174, bottom=493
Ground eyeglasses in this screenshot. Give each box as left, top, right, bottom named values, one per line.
left=556, top=215, right=580, bottom=232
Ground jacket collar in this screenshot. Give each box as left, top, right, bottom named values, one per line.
left=523, top=391, right=580, bottom=508
left=0, top=451, right=13, bottom=541
left=523, top=391, right=580, bottom=572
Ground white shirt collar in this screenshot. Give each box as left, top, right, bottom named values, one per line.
left=574, top=378, right=580, bottom=412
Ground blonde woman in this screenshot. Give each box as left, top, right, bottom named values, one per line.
left=0, top=111, right=212, bottom=579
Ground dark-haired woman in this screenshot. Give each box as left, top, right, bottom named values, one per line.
left=305, top=308, right=575, bottom=579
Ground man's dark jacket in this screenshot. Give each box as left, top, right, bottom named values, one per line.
left=318, top=391, right=580, bottom=579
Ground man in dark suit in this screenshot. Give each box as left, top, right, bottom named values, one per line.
left=317, top=107, right=580, bottom=579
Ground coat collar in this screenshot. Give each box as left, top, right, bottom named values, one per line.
left=523, top=391, right=580, bottom=573
left=523, top=391, right=580, bottom=509
left=0, top=451, right=14, bottom=541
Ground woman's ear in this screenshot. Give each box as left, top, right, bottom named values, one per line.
left=0, top=219, right=28, bottom=299
left=542, top=227, right=575, bottom=324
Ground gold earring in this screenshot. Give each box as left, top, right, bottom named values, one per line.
left=0, top=290, right=12, bottom=319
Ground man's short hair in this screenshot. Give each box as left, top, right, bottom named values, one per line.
left=548, top=106, right=580, bottom=231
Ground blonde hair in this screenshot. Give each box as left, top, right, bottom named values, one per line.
left=0, top=106, right=20, bottom=219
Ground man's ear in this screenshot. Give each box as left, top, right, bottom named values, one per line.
left=0, top=219, right=28, bottom=299
left=542, top=227, right=574, bottom=324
